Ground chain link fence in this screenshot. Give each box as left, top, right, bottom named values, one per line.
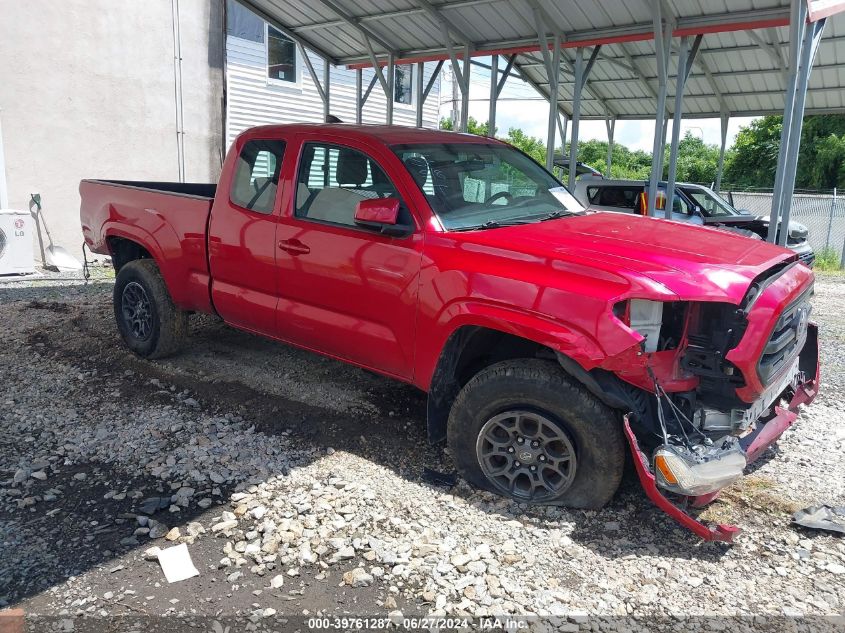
left=723, top=188, right=845, bottom=266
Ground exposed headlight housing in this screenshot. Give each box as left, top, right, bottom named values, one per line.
left=653, top=442, right=747, bottom=496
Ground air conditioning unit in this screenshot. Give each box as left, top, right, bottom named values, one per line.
left=0, top=209, right=36, bottom=275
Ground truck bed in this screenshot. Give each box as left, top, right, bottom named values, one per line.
left=80, top=178, right=215, bottom=314
left=89, top=179, right=217, bottom=199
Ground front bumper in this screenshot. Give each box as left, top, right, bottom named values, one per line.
left=625, top=323, right=820, bottom=542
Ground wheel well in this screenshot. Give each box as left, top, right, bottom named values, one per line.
left=107, top=237, right=152, bottom=272
left=426, top=326, right=552, bottom=443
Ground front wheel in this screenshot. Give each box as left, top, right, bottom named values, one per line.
left=447, top=359, right=625, bottom=509
left=113, top=259, right=187, bottom=359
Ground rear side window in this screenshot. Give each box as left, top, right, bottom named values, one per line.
left=588, top=186, right=641, bottom=209
left=230, top=139, right=286, bottom=214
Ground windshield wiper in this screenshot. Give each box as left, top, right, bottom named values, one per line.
left=451, top=219, right=536, bottom=232
left=537, top=210, right=576, bottom=222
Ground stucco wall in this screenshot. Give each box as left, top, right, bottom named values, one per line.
left=0, top=0, right=224, bottom=260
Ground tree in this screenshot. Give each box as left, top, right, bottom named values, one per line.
left=663, top=133, right=721, bottom=184
left=722, top=117, right=782, bottom=188
left=723, top=114, right=845, bottom=190
left=502, top=128, right=547, bottom=165
left=439, top=116, right=492, bottom=136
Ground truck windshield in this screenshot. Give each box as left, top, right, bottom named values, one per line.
left=682, top=186, right=742, bottom=218
left=392, top=143, right=584, bottom=230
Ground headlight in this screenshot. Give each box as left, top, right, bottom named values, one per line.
left=653, top=443, right=746, bottom=496
left=614, top=299, right=664, bottom=353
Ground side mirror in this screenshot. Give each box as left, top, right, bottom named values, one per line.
left=354, top=197, right=412, bottom=236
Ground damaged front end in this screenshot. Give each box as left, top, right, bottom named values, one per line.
left=601, top=263, right=819, bottom=542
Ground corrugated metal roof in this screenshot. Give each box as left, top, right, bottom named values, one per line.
left=237, top=0, right=845, bottom=119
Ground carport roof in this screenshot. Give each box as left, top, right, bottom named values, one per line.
left=236, top=0, right=845, bottom=120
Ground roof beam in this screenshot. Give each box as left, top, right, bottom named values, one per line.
left=748, top=29, right=787, bottom=72
left=292, top=0, right=497, bottom=32
left=693, top=55, right=729, bottom=114
left=314, top=0, right=398, bottom=55
left=333, top=7, right=791, bottom=66
left=414, top=0, right=474, bottom=47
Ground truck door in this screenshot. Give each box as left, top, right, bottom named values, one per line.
left=273, top=138, right=424, bottom=380
left=208, top=136, right=289, bottom=336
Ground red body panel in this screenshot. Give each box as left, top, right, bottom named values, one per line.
left=79, top=180, right=213, bottom=314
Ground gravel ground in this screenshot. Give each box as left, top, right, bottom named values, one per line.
left=1, top=268, right=844, bottom=627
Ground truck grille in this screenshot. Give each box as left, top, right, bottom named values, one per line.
left=798, top=250, right=815, bottom=267
left=758, top=285, right=813, bottom=385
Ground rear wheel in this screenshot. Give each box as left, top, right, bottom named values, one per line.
left=447, top=359, right=625, bottom=508
left=113, top=259, right=187, bottom=359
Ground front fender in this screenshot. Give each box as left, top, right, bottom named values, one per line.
left=417, top=300, right=607, bottom=392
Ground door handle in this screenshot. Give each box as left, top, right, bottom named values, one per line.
left=278, top=239, right=310, bottom=255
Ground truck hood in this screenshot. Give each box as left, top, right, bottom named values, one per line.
left=451, top=212, right=795, bottom=303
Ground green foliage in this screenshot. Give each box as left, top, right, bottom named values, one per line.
left=503, top=128, right=547, bottom=165
left=724, top=114, right=845, bottom=190
left=439, top=116, right=492, bottom=136
left=815, top=247, right=842, bottom=272
left=663, top=133, right=721, bottom=184
left=440, top=114, right=845, bottom=190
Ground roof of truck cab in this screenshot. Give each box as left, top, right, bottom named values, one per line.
left=241, top=123, right=506, bottom=146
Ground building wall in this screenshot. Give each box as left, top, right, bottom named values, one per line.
left=0, top=0, right=224, bottom=259
left=225, top=11, right=442, bottom=145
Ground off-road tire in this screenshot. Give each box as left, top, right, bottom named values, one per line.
left=113, top=259, right=187, bottom=359
left=447, top=359, right=625, bottom=508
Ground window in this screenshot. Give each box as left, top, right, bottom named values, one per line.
left=268, top=25, right=296, bottom=83
left=296, top=143, right=404, bottom=227
left=394, top=65, right=413, bottom=105
left=683, top=187, right=740, bottom=217
left=587, top=186, right=640, bottom=210
left=230, top=139, right=286, bottom=214
left=654, top=189, right=693, bottom=215
left=392, top=143, right=584, bottom=231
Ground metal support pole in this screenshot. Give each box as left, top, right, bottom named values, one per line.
left=488, top=54, right=498, bottom=137
left=460, top=45, right=470, bottom=132
left=605, top=116, right=616, bottom=178
left=825, top=187, right=837, bottom=249
left=777, top=17, right=826, bottom=247
left=355, top=68, right=363, bottom=124
left=171, top=0, right=186, bottom=182
left=386, top=53, right=395, bottom=125
left=666, top=36, right=693, bottom=210
left=647, top=0, right=672, bottom=216
left=768, top=0, right=804, bottom=242
left=546, top=35, right=561, bottom=171
left=0, top=110, right=8, bottom=209
left=715, top=109, right=730, bottom=191
left=568, top=48, right=585, bottom=190
left=415, top=62, right=424, bottom=127
left=323, top=59, right=331, bottom=122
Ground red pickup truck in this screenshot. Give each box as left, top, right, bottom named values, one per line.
left=80, top=124, right=819, bottom=541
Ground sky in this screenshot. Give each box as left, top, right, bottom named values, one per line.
left=438, top=59, right=756, bottom=153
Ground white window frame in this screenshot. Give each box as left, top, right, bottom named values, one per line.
left=393, top=64, right=415, bottom=109
left=265, top=23, right=302, bottom=89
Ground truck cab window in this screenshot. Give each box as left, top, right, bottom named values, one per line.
left=296, top=143, right=406, bottom=227
left=230, top=139, right=286, bottom=214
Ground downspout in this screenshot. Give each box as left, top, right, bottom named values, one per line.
left=171, top=0, right=186, bottom=182
left=0, top=109, right=9, bottom=208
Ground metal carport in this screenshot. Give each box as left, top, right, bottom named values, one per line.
left=234, top=0, right=845, bottom=246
